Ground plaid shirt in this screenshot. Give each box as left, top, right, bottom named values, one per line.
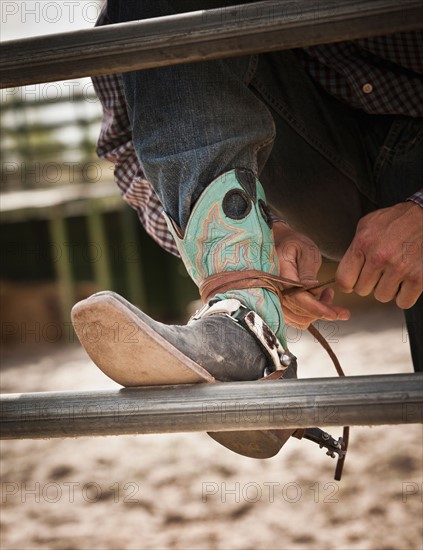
left=93, top=7, right=423, bottom=256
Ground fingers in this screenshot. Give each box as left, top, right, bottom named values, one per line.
left=279, top=245, right=350, bottom=326
left=283, top=291, right=350, bottom=326
left=372, top=270, right=402, bottom=304
left=395, top=280, right=422, bottom=309
left=338, top=260, right=421, bottom=309
left=336, top=243, right=365, bottom=293
left=274, top=229, right=349, bottom=327
left=337, top=246, right=421, bottom=309
left=336, top=204, right=422, bottom=307
left=276, top=232, right=322, bottom=283
left=353, top=263, right=383, bottom=297
left=282, top=309, right=315, bottom=329
left=320, top=288, right=335, bottom=304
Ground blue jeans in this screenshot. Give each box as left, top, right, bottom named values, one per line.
left=108, top=0, right=423, bottom=371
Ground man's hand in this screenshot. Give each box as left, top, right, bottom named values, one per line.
left=336, top=202, right=423, bottom=309
left=273, top=221, right=350, bottom=329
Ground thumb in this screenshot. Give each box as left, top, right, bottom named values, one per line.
left=277, top=240, right=301, bottom=282
left=297, top=244, right=322, bottom=283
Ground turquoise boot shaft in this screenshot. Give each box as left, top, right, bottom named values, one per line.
left=165, top=169, right=287, bottom=348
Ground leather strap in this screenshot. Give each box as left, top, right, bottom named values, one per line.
left=200, top=268, right=349, bottom=480
left=200, top=270, right=340, bottom=370
left=199, top=269, right=335, bottom=304
left=307, top=323, right=344, bottom=377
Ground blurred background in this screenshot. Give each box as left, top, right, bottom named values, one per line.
left=1, top=3, right=421, bottom=550
left=0, top=1, right=199, bottom=351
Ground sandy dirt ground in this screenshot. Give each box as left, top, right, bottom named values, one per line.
left=1, top=304, right=422, bottom=550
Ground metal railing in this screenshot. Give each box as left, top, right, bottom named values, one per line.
left=1, top=374, right=422, bottom=439
left=1, top=0, right=422, bottom=88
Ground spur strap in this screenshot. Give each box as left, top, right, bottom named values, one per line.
left=200, top=269, right=349, bottom=480
left=199, top=269, right=335, bottom=304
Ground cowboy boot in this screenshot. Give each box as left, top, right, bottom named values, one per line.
left=72, top=169, right=297, bottom=458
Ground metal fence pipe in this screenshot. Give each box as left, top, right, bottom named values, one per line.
left=1, top=0, right=422, bottom=89
left=1, top=373, right=422, bottom=440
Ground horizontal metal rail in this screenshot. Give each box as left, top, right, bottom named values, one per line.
left=1, top=0, right=422, bottom=89
left=1, top=374, right=422, bottom=440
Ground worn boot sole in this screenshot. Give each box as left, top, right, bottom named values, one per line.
left=72, top=292, right=293, bottom=458
left=71, top=293, right=213, bottom=386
